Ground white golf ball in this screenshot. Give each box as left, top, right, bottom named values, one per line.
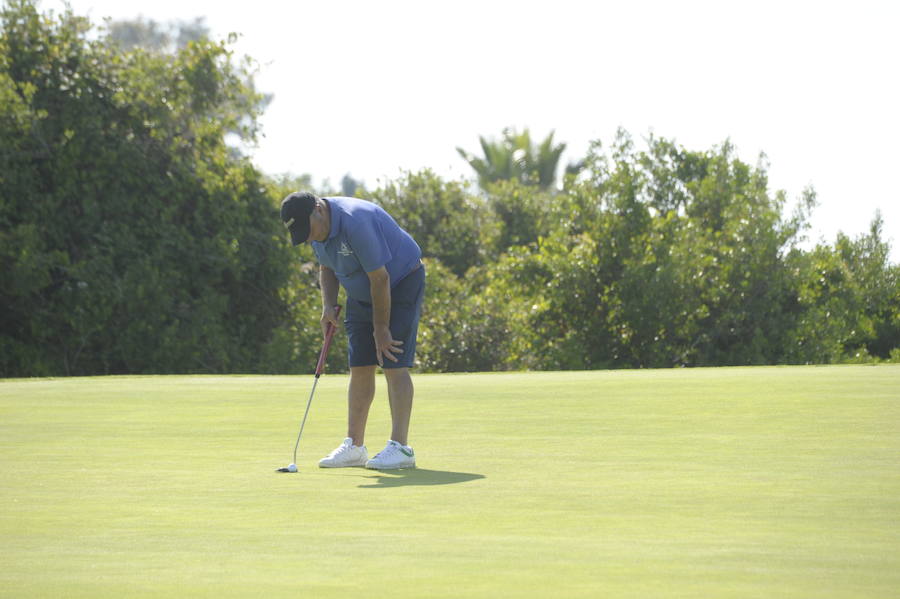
left=288, top=463, right=297, bottom=472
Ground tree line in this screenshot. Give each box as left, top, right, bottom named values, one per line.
left=2, top=1, right=897, bottom=377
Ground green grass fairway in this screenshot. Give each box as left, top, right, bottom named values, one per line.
left=2, top=366, right=899, bottom=598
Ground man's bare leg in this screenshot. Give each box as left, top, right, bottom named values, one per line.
left=383, top=367, right=413, bottom=446
left=348, top=365, right=376, bottom=446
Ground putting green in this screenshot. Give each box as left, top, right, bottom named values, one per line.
left=2, top=366, right=899, bottom=597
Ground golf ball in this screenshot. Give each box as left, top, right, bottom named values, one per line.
left=288, top=463, right=297, bottom=473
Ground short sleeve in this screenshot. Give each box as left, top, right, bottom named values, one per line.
left=347, top=220, right=392, bottom=273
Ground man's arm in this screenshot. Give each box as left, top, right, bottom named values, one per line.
left=319, top=265, right=340, bottom=337
left=367, top=266, right=403, bottom=366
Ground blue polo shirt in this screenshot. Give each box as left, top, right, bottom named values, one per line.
left=312, top=197, right=422, bottom=302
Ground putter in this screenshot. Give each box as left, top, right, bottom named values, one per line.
left=277, top=305, right=341, bottom=473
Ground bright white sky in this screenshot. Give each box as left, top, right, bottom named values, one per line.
left=47, top=0, right=900, bottom=260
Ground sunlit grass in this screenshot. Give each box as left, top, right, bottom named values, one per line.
left=1, top=366, right=898, bottom=597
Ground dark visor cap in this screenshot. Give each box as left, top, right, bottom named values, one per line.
left=280, top=192, right=317, bottom=246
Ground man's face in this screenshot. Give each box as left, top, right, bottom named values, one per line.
left=306, top=201, right=328, bottom=243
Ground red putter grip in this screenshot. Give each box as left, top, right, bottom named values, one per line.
left=315, top=305, right=341, bottom=377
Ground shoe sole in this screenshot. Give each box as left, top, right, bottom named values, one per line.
left=318, top=460, right=368, bottom=468
left=364, top=462, right=416, bottom=470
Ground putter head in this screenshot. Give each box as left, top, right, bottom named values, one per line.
left=276, top=463, right=298, bottom=473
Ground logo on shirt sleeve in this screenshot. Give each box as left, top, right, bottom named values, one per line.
left=339, top=241, right=354, bottom=257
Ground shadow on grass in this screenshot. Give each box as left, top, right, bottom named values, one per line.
left=359, top=468, right=485, bottom=488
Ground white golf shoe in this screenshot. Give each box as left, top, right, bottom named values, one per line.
left=365, top=440, right=416, bottom=470
left=318, top=438, right=368, bottom=468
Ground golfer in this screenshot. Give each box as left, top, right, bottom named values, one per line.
left=281, top=191, right=425, bottom=470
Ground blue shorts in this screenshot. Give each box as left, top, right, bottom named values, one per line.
left=345, top=264, right=425, bottom=369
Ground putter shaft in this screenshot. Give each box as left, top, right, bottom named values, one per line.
left=281, top=305, right=341, bottom=471
left=292, top=376, right=319, bottom=465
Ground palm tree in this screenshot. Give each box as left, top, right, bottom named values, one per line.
left=457, top=128, right=581, bottom=190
